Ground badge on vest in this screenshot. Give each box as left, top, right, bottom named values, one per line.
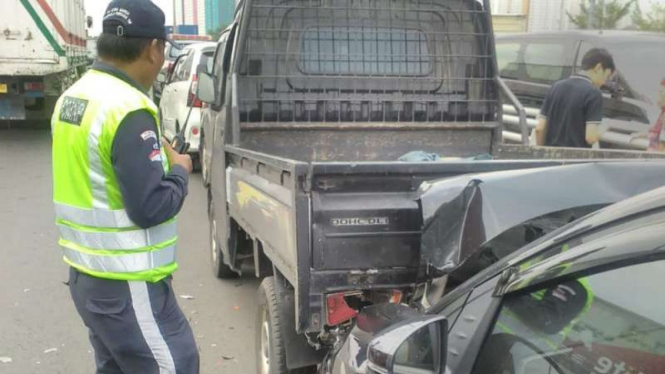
left=59, top=97, right=89, bottom=126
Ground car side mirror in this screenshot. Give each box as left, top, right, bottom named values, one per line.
left=197, top=72, right=216, bottom=104
left=367, top=316, right=448, bottom=374
left=196, top=63, right=208, bottom=75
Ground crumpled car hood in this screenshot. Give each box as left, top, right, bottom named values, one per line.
left=419, top=162, right=665, bottom=276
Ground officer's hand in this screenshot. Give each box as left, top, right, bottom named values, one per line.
left=162, top=138, right=193, bottom=174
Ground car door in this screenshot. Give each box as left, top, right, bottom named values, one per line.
left=160, top=53, right=188, bottom=139
left=173, top=51, right=195, bottom=131
left=467, top=257, right=665, bottom=374
left=457, top=208, right=665, bottom=374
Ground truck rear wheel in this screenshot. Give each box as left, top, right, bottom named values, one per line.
left=256, top=277, right=317, bottom=374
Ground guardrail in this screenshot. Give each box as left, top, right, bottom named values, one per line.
left=501, top=104, right=650, bottom=150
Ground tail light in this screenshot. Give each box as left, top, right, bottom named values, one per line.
left=24, top=82, right=44, bottom=91
left=187, top=74, right=202, bottom=108
left=389, top=290, right=403, bottom=304
left=326, top=293, right=358, bottom=326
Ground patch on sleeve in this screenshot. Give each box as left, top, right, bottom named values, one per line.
left=59, top=97, right=89, bottom=126
left=148, top=149, right=163, bottom=162
left=140, top=130, right=157, bottom=141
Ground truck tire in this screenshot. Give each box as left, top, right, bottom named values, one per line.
left=209, top=198, right=238, bottom=279
left=256, top=277, right=317, bottom=374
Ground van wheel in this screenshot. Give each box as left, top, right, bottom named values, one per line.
left=210, top=197, right=238, bottom=279
left=256, top=277, right=317, bottom=374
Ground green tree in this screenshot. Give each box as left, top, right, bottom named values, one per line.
left=632, top=3, right=665, bottom=32
left=568, top=0, right=636, bottom=29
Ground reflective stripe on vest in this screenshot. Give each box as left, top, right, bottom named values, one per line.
left=57, top=221, right=176, bottom=250
left=61, top=245, right=176, bottom=273
left=52, top=69, right=176, bottom=282
left=54, top=203, right=134, bottom=228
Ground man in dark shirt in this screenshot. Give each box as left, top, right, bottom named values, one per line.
left=535, top=48, right=616, bottom=148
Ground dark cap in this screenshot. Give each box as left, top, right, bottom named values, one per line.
left=102, top=0, right=166, bottom=40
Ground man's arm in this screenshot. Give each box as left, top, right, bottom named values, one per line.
left=535, top=116, right=548, bottom=146
left=585, top=90, right=604, bottom=146
left=536, top=88, right=554, bottom=146
left=112, top=109, right=191, bottom=229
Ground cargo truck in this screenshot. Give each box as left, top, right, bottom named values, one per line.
left=194, top=0, right=665, bottom=373
left=0, top=0, right=89, bottom=125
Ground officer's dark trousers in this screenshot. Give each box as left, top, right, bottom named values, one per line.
left=69, top=268, right=199, bottom=374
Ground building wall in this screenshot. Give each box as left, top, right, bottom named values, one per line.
left=528, top=0, right=582, bottom=32
left=205, top=0, right=236, bottom=34
left=171, top=0, right=205, bottom=35
left=490, top=0, right=585, bottom=32
left=184, top=0, right=195, bottom=24
left=490, top=0, right=523, bottom=15
left=493, top=15, right=528, bottom=33
left=197, top=0, right=206, bottom=35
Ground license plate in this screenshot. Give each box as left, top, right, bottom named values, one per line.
left=0, top=84, right=7, bottom=94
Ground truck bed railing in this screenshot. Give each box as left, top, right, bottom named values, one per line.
left=234, top=0, right=499, bottom=126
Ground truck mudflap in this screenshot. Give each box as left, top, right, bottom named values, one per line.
left=273, top=271, right=327, bottom=370
left=419, top=162, right=665, bottom=277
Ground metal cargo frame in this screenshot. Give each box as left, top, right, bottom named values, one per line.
left=233, top=0, right=500, bottom=128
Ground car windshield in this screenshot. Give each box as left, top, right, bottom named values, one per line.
left=609, top=41, right=665, bottom=108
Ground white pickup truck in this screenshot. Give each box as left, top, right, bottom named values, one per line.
left=0, top=0, right=89, bottom=124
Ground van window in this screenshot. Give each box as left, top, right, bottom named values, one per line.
left=299, top=27, right=431, bottom=76
left=496, top=42, right=521, bottom=80
left=523, top=42, right=567, bottom=84
left=575, top=41, right=594, bottom=72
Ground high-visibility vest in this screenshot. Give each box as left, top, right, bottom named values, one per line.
left=52, top=69, right=177, bottom=283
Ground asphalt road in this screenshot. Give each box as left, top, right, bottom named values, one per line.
left=0, top=129, right=260, bottom=374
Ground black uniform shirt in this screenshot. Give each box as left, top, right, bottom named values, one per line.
left=541, top=74, right=604, bottom=148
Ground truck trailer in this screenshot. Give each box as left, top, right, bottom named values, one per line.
left=0, top=0, right=89, bottom=125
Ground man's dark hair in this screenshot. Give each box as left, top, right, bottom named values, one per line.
left=96, top=33, right=154, bottom=63
left=581, top=48, right=616, bottom=72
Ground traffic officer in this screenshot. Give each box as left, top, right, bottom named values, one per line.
left=51, top=1, right=198, bottom=373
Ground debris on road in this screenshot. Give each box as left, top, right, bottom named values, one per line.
left=211, top=344, right=217, bottom=347
left=43, top=348, right=58, bottom=354
left=179, top=294, right=195, bottom=300
left=0, top=357, right=12, bottom=364
left=233, top=306, right=240, bottom=311
left=23, top=288, right=31, bottom=293
left=222, top=355, right=234, bottom=360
